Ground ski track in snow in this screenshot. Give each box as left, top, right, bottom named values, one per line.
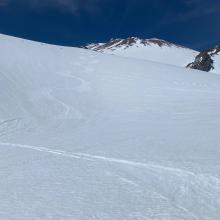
left=67, top=74, right=91, bottom=93
left=0, top=142, right=201, bottom=177
left=0, top=142, right=218, bottom=220
left=57, top=69, right=91, bottom=93
left=46, top=73, right=90, bottom=119
left=47, top=89, right=71, bottom=118
left=0, top=118, right=22, bottom=138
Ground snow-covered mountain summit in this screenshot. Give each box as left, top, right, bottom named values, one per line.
left=84, top=37, right=198, bottom=67
left=85, top=37, right=184, bottom=51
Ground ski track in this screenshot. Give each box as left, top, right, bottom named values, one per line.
left=0, top=142, right=196, bottom=177
left=0, top=118, right=22, bottom=138
left=57, top=70, right=91, bottom=93
left=0, top=142, right=214, bottom=220
left=47, top=89, right=71, bottom=118
left=68, top=74, right=91, bottom=92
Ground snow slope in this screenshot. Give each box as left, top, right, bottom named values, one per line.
left=0, top=34, right=220, bottom=220
left=210, top=46, right=220, bottom=73
left=85, top=37, right=198, bottom=67
left=213, top=55, right=220, bottom=73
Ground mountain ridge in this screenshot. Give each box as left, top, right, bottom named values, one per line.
left=84, top=37, right=188, bottom=51
left=84, top=37, right=198, bottom=67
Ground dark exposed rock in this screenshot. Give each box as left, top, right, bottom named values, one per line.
left=187, top=45, right=220, bottom=72
left=187, top=53, right=214, bottom=72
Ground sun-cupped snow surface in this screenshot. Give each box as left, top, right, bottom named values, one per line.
left=0, top=34, right=220, bottom=220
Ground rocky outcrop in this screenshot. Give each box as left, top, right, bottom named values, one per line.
left=187, top=45, right=220, bottom=72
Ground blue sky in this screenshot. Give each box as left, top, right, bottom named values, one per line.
left=0, top=0, right=219, bottom=50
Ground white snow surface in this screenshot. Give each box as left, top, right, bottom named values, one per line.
left=0, top=34, right=220, bottom=220
left=87, top=39, right=198, bottom=67
left=212, top=53, right=220, bottom=73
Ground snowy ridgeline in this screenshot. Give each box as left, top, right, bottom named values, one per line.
left=85, top=37, right=199, bottom=68
left=0, top=34, right=220, bottom=219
